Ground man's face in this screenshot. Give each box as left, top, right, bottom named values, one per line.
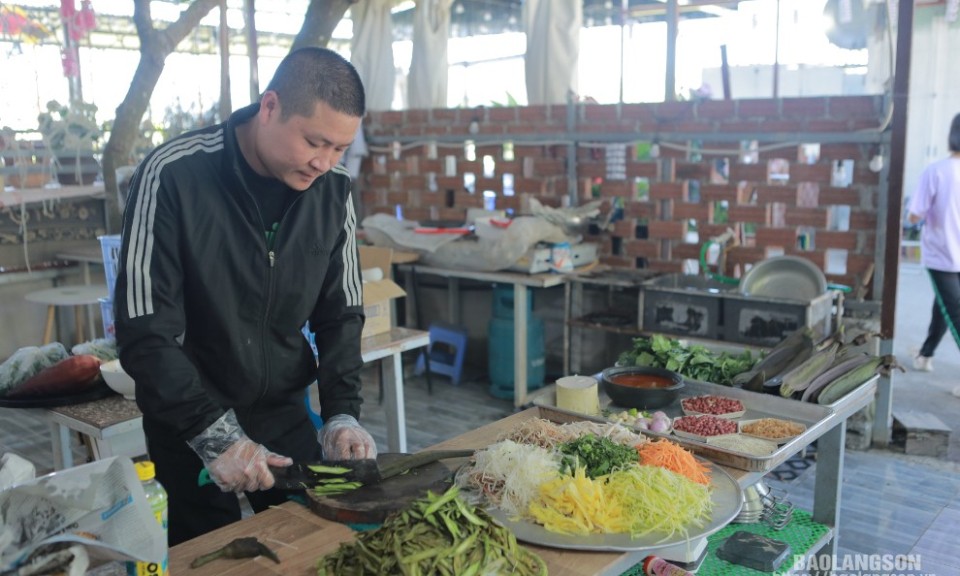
left=254, top=92, right=360, bottom=191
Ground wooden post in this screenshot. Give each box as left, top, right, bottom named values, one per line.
left=665, top=0, right=678, bottom=101
left=873, top=0, right=915, bottom=448
left=720, top=44, right=731, bottom=99
left=219, top=0, right=232, bottom=118
left=244, top=0, right=260, bottom=103
left=881, top=0, right=914, bottom=336
left=772, top=0, right=780, bottom=98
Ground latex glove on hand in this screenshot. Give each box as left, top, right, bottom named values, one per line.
left=206, top=436, right=293, bottom=493
left=319, top=414, right=378, bottom=460
left=188, top=410, right=292, bottom=493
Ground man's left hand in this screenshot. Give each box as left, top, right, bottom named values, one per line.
left=318, top=414, right=378, bottom=460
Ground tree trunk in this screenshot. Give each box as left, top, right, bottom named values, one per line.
left=101, top=0, right=220, bottom=232
left=219, top=0, right=233, bottom=119
left=291, top=0, right=356, bottom=51
left=102, top=0, right=353, bottom=231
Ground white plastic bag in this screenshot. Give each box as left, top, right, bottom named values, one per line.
left=71, top=338, right=118, bottom=362
left=422, top=216, right=574, bottom=271
left=0, top=343, right=70, bottom=396
left=0, top=453, right=35, bottom=491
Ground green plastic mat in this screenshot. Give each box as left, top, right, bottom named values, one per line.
left=620, top=509, right=829, bottom=575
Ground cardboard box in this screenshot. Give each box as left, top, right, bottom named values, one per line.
left=359, top=246, right=406, bottom=338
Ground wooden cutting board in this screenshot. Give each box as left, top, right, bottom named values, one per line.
left=305, top=453, right=462, bottom=524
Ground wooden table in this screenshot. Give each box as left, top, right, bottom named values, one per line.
left=35, top=327, right=428, bottom=469
left=170, top=408, right=651, bottom=576
left=33, top=394, right=145, bottom=470
left=356, top=326, right=430, bottom=452
left=397, top=263, right=567, bottom=407
left=169, top=502, right=356, bottom=575
left=168, top=408, right=733, bottom=575
left=169, top=378, right=875, bottom=575
left=0, top=183, right=105, bottom=207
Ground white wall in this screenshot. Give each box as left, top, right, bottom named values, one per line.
left=701, top=65, right=867, bottom=99
left=900, top=7, right=960, bottom=203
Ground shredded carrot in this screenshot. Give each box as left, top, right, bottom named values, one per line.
left=636, top=439, right=712, bottom=485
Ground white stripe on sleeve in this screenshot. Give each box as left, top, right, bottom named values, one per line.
left=126, top=131, right=224, bottom=318
left=341, top=192, right=362, bottom=307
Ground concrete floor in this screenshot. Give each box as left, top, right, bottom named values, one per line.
left=888, top=261, right=960, bottom=462
left=1, top=263, right=958, bottom=575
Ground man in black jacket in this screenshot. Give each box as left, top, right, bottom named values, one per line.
left=115, top=47, right=377, bottom=545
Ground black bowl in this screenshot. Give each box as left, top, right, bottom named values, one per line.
left=601, top=365, right=685, bottom=410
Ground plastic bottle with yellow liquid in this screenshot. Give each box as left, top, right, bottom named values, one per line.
left=127, top=461, right=169, bottom=576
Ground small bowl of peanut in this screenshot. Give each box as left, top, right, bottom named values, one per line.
left=738, top=418, right=806, bottom=444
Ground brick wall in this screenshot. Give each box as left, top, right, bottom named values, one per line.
left=361, top=95, right=885, bottom=293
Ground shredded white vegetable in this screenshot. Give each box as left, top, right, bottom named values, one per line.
left=500, top=418, right=646, bottom=450
left=455, top=440, right=561, bottom=519
left=707, top=434, right=778, bottom=455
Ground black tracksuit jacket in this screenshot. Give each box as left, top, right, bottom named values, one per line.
left=115, top=103, right=365, bottom=452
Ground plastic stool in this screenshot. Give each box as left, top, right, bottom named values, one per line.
left=304, top=393, right=324, bottom=430
left=304, top=381, right=324, bottom=430
left=415, top=323, right=468, bottom=385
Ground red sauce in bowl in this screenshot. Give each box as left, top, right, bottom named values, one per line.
left=609, top=373, right=677, bottom=389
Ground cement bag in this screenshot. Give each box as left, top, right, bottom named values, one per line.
left=422, top=216, right=573, bottom=271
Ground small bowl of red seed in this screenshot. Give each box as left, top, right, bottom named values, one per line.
left=681, top=395, right=745, bottom=419
left=672, top=414, right=739, bottom=441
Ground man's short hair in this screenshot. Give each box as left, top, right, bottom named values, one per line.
left=266, top=47, right=365, bottom=120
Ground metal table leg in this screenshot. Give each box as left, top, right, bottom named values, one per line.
left=813, top=420, right=846, bottom=562
left=382, top=352, right=407, bottom=453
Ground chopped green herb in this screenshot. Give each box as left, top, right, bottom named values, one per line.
left=557, top=434, right=639, bottom=478
left=617, top=335, right=757, bottom=386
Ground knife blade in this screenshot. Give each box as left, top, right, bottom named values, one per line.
left=196, top=459, right=380, bottom=489
left=198, top=449, right=475, bottom=490
left=269, top=459, right=381, bottom=489
left=269, top=449, right=475, bottom=490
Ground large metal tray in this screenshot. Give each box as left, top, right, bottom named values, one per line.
left=484, top=460, right=742, bottom=552
left=738, top=255, right=828, bottom=301
left=531, top=376, right=877, bottom=473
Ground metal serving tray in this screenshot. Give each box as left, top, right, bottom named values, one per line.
left=820, top=373, right=879, bottom=419
left=531, top=376, right=876, bottom=473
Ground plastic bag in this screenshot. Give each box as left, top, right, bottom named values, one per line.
left=0, top=343, right=70, bottom=396
left=72, top=338, right=119, bottom=362
left=0, top=453, right=35, bottom=491
left=422, top=216, right=574, bottom=271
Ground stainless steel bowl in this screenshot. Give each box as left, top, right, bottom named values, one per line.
left=738, top=255, right=827, bottom=301
left=735, top=479, right=772, bottom=523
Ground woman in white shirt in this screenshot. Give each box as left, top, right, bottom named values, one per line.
left=907, top=112, right=960, bottom=398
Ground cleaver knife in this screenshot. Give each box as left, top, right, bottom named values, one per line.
left=269, top=449, right=474, bottom=490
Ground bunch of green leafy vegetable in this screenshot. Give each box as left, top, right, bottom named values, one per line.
left=557, top=434, right=639, bottom=478
left=616, top=334, right=757, bottom=387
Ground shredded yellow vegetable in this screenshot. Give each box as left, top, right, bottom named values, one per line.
left=529, top=465, right=713, bottom=540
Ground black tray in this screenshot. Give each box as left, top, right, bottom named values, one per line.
left=0, top=383, right=116, bottom=409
